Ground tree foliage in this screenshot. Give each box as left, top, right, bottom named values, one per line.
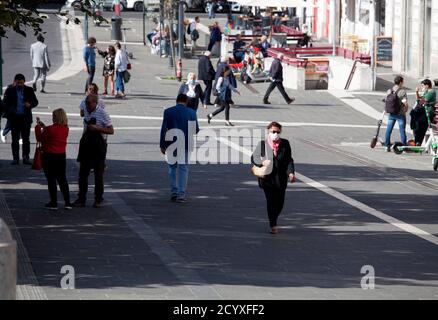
left=0, top=0, right=105, bottom=38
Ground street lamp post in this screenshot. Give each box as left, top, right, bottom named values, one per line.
left=331, top=0, right=337, bottom=56
left=84, top=10, right=89, bottom=41
left=0, top=37, right=3, bottom=96
left=370, top=0, right=377, bottom=91
left=143, top=0, right=146, bottom=45
left=178, top=1, right=185, bottom=59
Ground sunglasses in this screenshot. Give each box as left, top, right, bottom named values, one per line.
left=271, top=130, right=281, bottom=134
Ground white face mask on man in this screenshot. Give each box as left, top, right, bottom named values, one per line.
left=269, top=132, right=281, bottom=141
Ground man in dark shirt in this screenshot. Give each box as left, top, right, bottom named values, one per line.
left=2, top=74, right=39, bottom=165
left=263, top=54, right=294, bottom=105
left=197, top=51, right=216, bottom=105
left=233, top=34, right=246, bottom=63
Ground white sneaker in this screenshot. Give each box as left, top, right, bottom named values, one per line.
left=19, top=138, right=23, bottom=145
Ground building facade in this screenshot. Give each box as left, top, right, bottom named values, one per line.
left=388, top=0, right=438, bottom=79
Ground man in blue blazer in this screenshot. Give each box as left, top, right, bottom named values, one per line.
left=160, top=94, right=200, bottom=203
left=263, top=53, right=294, bottom=105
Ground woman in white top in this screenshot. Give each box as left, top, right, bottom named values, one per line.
left=178, top=72, right=205, bottom=111
left=114, top=42, right=128, bottom=98
left=207, top=66, right=240, bottom=126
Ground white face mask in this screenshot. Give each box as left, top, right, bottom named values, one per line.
left=269, top=132, right=280, bottom=141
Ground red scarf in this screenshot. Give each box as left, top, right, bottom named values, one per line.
left=267, top=137, right=281, bottom=157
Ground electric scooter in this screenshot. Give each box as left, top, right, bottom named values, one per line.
left=370, top=110, right=386, bottom=148
left=122, top=27, right=134, bottom=59
left=392, top=104, right=438, bottom=171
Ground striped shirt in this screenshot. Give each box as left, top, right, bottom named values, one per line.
left=79, top=97, right=105, bottom=112
left=83, top=105, right=112, bottom=139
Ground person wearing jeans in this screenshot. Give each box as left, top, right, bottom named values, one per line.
left=385, top=114, right=407, bottom=147
left=114, top=42, right=128, bottom=98
left=384, top=76, right=408, bottom=150
left=83, top=37, right=97, bottom=93
left=160, top=94, right=199, bottom=203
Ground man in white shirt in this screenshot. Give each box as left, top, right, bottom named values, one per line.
left=114, top=42, right=128, bottom=98
left=30, top=34, right=51, bottom=93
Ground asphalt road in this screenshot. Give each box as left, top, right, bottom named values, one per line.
left=2, top=14, right=64, bottom=87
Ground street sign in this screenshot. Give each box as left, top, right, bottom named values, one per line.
left=376, top=36, right=393, bottom=64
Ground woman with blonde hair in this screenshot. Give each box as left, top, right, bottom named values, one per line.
left=36, top=108, right=72, bottom=210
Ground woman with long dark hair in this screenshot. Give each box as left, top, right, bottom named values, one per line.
left=207, top=66, right=240, bottom=126
left=251, top=122, right=295, bottom=234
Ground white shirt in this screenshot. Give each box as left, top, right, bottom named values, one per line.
left=115, top=49, right=128, bottom=72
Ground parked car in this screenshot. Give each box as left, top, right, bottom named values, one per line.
left=66, top=0, right=127, bottom=11
left=204, top=1, right=241, bottom=14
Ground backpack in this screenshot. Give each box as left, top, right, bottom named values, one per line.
left=385, top=89, right=401, bottom=114
left=191, top=29, right=199, bottom=41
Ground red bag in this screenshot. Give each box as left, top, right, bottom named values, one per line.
left=32, top=123, right=43, bottom=170
left=127, top=63, right=132, bottom=70
left=32, top=143, right=43, bottom=170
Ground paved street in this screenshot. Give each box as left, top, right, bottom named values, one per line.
left=0, top=13, right=437, bottom=300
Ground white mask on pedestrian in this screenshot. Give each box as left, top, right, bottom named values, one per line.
left=269, top=132, right=280, bottom=141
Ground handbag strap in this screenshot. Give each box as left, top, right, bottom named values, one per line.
left=261, top=140, right=265, bottom=158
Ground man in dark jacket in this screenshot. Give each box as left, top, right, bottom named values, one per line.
left=263, top=53, right=294, bottom=105
left=197, top=51, right=216, bottom=105
left=208, top=21, right=222, bottom=51
left=2, top=74, right=39, bottom=165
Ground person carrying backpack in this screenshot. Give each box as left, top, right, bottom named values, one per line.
left=384, top=75, right=408, bottom=152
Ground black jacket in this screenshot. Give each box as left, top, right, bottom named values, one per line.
left=2, top=84, right=39, bottom=123
left=251, top=139, right=295, bottom=189
left=269, top=58, right=283, bottom=82
left=198, top=55, right=215, bottom=81
left=178, top=83, right=205, bottom=110
left=77, top=129, right=106, bottom=165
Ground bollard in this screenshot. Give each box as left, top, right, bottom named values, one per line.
left=111, top=16, right=123, bottom=41
left=0, top=218, right=17, bottom=300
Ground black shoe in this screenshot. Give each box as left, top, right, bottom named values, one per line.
left=207, top=114, right=212, bottom=124
left=65, top=203, right=73, bottom=210
left=176, top=198, right=187, bottom=203
left=40, top=89, right=47, bottom=94
left=386, top=145, right=392, bottom=152
left=93, top=200, right=103, bottom=208
left=45, top=202, right=58, bottom=210
left=72, top=199, right=86, bottom=207
left=263, top=100, right=271, bottom=105
left=205, top=102, right=214, bottom=106
left=171, top=194, right=177, bottom=202
left=287, top=98, right=295, bottom=104
left=225, top=121, right=234, bottom=127
left=32, top=83, right=36, bottom=92
left=11, top=159, right=19, bottom=165
left=23, top=158, right=32, bottom=165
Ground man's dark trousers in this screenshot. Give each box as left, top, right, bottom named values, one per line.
left=85, top=66, right=96, bottom=92
left=203, top=80, right=213, bottom=104
left=10, top=116, right=31, bottom=161
left=78, top=160, right=105, bottom=202
left=264, top=80, right=291, bottom=103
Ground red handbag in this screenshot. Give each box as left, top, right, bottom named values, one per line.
left=32, top=143, right=43, bottom=170
left=127, top=62, right=132, bottom=70
left=32, top=123, right=43, bottom=171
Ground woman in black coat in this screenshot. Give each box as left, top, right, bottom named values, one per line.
left=178, top=72, right=206, bottom=111
left=251, top=121, right=295, bottom=234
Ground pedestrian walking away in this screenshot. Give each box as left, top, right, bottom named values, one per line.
left=160, top=94, right=200, bottom=203
left=73, top=94, right=114, bottom=208
left=30, top=34, right=51, bottom=93
left=263, top=53, right=295, bottom=105
left=208, top=21, right=222, bottom=52
left=207, top=66, right=240, bottom=126
left=384, top=75, right=409, bottom=151
left=2, top=74, right=39, bottom=165
left=98, top=45, right=116, bottom=96
left=198, top=51, right=216, bottom=105
left=251, top=122, right=296, bottom=234
left=178, top=72, right=206, bottom=111
left=114, top=42, right=129, bottom=98
left=35, top=109, right=72, bottom=211
left=84, top=37, right=97, bottom=93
